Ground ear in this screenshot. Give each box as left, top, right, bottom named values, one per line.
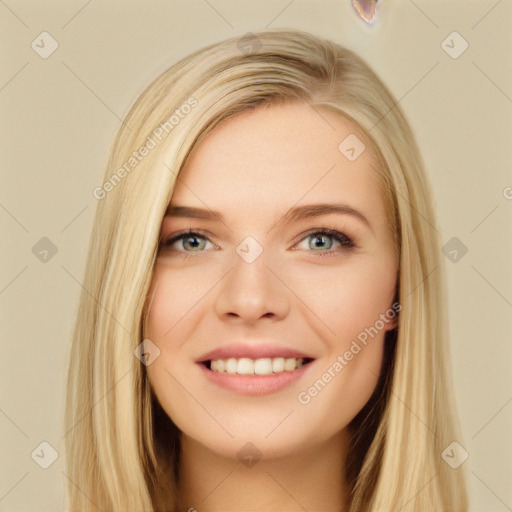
left=385, top=314, right=398, bottom=331
left=384, top=289, right=401, bottom=331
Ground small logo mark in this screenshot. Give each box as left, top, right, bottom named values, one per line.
left=31, top=32, right=59, bottom=59
left=442, top=237, right=468, bottom=263
left=236, top=236, right=263, bottom=263
left=441, top=441, right=468, bottom=469
left=237, top=32, right=263, bottom=55
left=441, top=32, right=468, bottom=59
left=134, top=339, right=161, bottom=365
left=338, top=134, right=366, bottom=162
left=237, top=442, right=262, bottom=468
left=31, top=441, right=59, bottom=469
left=32, top=237, right=58, bottom=263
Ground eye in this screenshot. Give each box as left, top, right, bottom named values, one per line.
left=162, top=230, right=215, bottom=253
left=295, top=228, right=355, bottom=254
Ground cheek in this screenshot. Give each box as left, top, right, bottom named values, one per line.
left=145, top=261, right=214, bottom=341
left=289, top=256, right=397, bottom=343
left=144, top=264, right=220, bottom=434
left=290, top=258, right=396, bottom=425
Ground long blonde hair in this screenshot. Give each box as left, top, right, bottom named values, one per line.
left=64, top=29, right=468, bottom=511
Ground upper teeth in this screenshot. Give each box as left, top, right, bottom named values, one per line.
left=210, top=357, right=304, bottom=375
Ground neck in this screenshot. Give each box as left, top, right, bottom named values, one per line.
left=177, top=430, right=350, bottom=512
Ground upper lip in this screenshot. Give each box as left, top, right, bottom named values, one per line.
left=197, top=343, right=315, bottom=362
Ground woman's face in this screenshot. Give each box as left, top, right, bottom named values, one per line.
left=145, top=102, right=398, bottom=460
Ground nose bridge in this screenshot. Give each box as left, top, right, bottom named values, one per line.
left=215, top=237, right=289, bottom=321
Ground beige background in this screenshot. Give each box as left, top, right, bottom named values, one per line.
left=1, top=1, right=511, bottom=510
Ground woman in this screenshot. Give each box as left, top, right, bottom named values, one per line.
left=64, top=29, right=468, bottom=511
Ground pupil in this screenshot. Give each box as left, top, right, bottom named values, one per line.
left=186, top=236, right=202, bottom=250
left=312, top=234, right=331, bottom=250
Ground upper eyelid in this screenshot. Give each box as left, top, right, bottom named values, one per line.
left=161, top=229, right=215, bottom=244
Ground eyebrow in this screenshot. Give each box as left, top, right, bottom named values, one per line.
left=165, top=203, right=373, bottom=232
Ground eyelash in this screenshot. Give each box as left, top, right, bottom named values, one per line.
left=161, top=228, right=356, bottom=258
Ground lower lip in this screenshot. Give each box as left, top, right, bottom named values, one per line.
left=198, top=362, right=313, bottom=396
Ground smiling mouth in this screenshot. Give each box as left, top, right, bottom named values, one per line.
left=200, top=357, right=315, bottom=376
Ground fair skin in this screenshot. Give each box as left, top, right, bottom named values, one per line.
left=145, top=102, right=398, bottom=511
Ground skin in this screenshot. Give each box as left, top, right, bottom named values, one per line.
left=145, top=102, right=399, bottom=511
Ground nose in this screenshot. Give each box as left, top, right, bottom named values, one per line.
left=214, top=247, right=291, bottom=324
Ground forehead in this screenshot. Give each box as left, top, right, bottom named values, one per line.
left=171, top=102, right=384, bottom=221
